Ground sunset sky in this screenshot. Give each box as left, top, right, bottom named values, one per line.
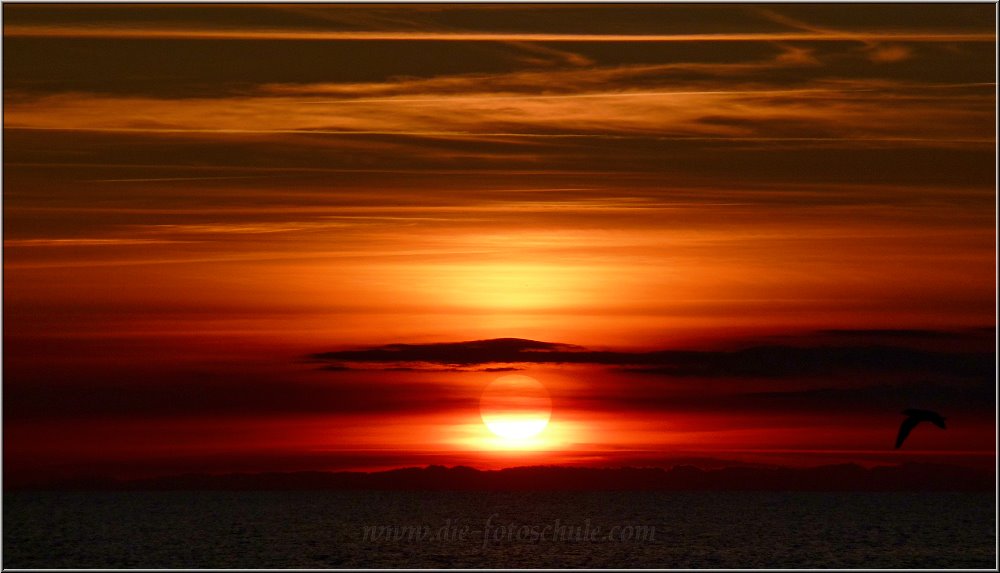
left=2, top=3, right=995, bottom=485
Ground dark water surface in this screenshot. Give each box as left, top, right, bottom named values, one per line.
left=4, top=491, right=995, bottom=568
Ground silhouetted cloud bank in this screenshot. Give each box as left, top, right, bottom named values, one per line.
left=312, top=333, right=995, bottom=379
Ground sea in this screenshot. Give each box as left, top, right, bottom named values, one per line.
left=3, top=491, right=996, bottom=568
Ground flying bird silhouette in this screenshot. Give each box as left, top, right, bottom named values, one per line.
left=895, top=408, right=946, bottom=449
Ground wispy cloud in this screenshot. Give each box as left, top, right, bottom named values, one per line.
left=5, top=73, right=992, bottom=149
left=5, top=25, right=994, bottom=43
left=756, top=6, right=917, bottom=64
left=4, top=238, right=189, bottom=247
left=867, top=44, right=913, bottom=63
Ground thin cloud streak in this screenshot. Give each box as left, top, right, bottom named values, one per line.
left=4, top=238, right=190, bottom=247
left=6, top=78, right=992, bottom=149
left=5, top=25, right=995, bottom=43
left=8, top=127, right=988, bottom=146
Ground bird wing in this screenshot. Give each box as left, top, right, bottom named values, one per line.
left=895, top=417, right=921, bottom=449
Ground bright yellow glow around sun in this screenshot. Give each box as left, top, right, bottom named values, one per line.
left=480, top=374, right=552, bottom=443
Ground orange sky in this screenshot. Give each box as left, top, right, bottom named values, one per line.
left=2, top=4, right=995, bottom=484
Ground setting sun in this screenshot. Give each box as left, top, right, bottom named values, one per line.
left=480, top=374, right=552, bottom=441
left=2, top=3, right=995, bottom=568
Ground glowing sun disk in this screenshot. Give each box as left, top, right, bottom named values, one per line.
left=480, top=374, right=552, bottom=441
